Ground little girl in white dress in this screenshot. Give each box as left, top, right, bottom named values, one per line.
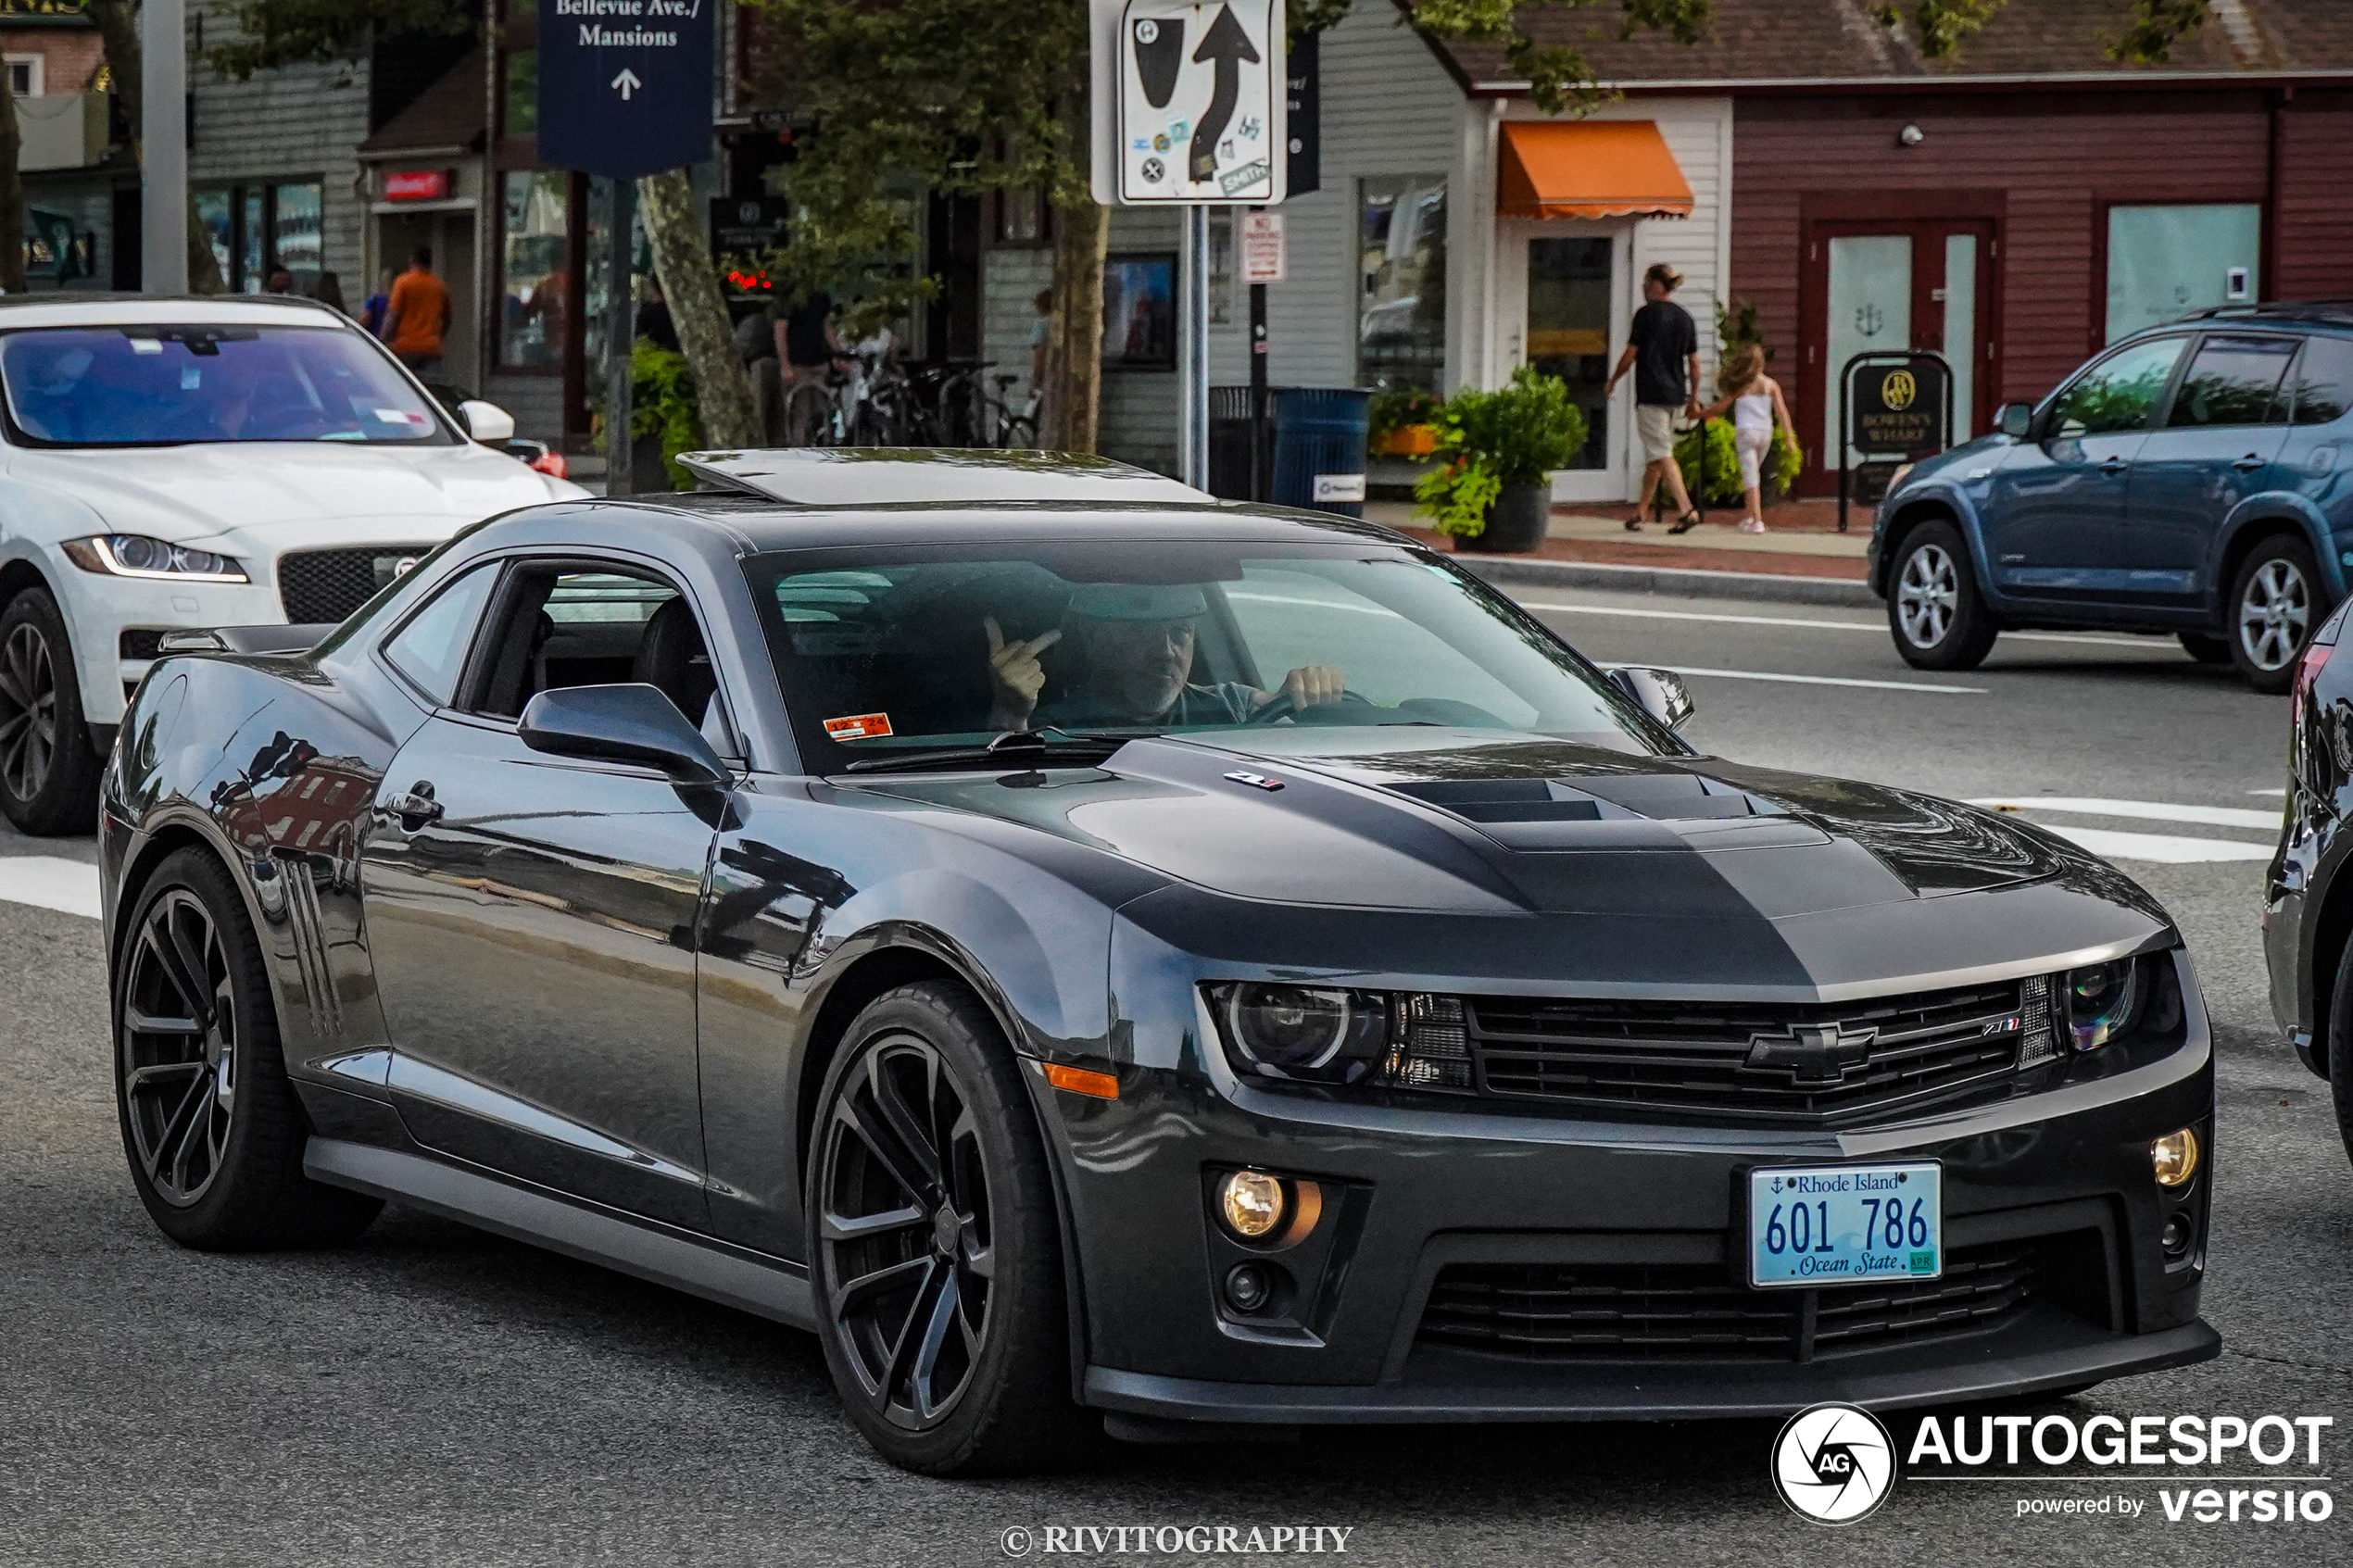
left=1698, top=345, right=1795, bottom=533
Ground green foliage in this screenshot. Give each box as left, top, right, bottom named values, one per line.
left=1415, top=367, right=1587, bottom=536
left=1872, top=0, right=2209, bottom=62
left=2111, top=0, right=2212, bottom=63
left=1403, top=0, right=1709, bottom=115
left=630, top=338, right=705, bottom=490
left=1661, top=419, right=1804, bottom=508
left=1717, top=297, right=1770, bottom=366
left=203, top=0, right=472, bottom=79
left=1370, top=386, right=1443, bottom=437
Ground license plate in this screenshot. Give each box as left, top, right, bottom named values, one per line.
left=1747, top=1161, right=1942, bottom=1288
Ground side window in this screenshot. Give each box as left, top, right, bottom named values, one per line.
left=2045, top=336, right=2186, bottom=438
left=2164, top=334, right=2296, bottom=428
left=382, top=564, right=499, bottom=706
left=2287, top=336, right=2353, bottom=427
left=465, top=563, right=718, bottom=729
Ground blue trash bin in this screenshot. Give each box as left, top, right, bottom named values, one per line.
left=1270, top=387, right=1371, bottom=518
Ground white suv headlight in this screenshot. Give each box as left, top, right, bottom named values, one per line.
left=61, top=534, right=248, bottom=583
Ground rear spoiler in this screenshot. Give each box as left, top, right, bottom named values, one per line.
left=157, top=624, right=336, bottom=657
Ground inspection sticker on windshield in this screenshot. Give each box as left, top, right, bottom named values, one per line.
left=824, top=712, right=893, bottom=741
left=373, top=408, right=430, bottom=427
left=1747, top=1161, right=1941, bottom=1288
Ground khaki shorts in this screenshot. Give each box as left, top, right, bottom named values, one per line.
left=1636, top=404, right=1680, bottom=464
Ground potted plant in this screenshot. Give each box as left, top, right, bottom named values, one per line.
left=1412, top=367, right=1586, bottom=553
left=1369, top=386, right=1443, bottom=458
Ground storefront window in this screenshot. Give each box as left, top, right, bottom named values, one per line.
left=195, top=181, right=325, bottom=294
left=1524, top=236, right=1612, bottom=469
left=271, top=183, right=322, bottom=293
left=501, top=170, right=571, bottom=370
left=196, top=189, right=233, bottom=286
left=2107, top=204, right=2260, bottom=343
left=1358, top=176, right=1447, bottom=391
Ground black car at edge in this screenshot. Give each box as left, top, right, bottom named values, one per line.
left=2264, top=594, right=2353, bottom=1162
left=100, top=450, right=2218, bottom=1474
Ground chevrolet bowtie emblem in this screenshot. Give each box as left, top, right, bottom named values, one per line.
left=1745, top=1022, right=1879, bottom=1085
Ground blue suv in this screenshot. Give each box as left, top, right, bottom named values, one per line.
left=1870, top=303, right=2353, bottom=692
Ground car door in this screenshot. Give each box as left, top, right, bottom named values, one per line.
left=1978, top=334, right=2188, bottom=604
left=359, top=557, right=726, bottom=1229
left=2125, top=332, right=2297, bottom=603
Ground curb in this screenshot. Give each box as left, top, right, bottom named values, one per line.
left=1452, top=554, right=1881, bottom=609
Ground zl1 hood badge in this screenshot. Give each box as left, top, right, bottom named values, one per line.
left=1224, top=770, right=1284, bottom=792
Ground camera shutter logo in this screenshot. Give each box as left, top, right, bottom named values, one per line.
left=1881, top=370, right=1918, bottom=411
left=1771, top=1402, right=1896, bottom=1525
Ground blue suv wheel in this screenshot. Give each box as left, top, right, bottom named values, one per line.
left=1887, top=521, right=1999, bottom=671
left=2230, top=533, right=2322, bottom=694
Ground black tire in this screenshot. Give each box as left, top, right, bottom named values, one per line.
left=1886, top=521, right=1999, bottom=671
left=114, top=847, right=382, bottom=1249
left=0, top=585, right=104, bottom=835
left=807, top=981, right=1089, bottom=1474
left=2230, top=534, right=2324, bottom=695
left=2328, top=927, right=2353, bottom=1174
left=2179, top=632, right=2231, bottom=665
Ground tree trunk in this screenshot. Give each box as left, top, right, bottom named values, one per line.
left=84, top=0, right=223, bottom=293
left=638, top=167, right=758, bottom=449
left=1044, top=198, right=1106, bottom=452
left=0, top=67, right=26, bottom=295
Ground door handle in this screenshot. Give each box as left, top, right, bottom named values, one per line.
left=388, top=781, right=443, bottom=832
left=2233, top=454, right=2266, bottom=471
left=2099, top=458, right=2130, bottom=476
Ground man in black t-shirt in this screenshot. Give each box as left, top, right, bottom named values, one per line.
left=1604, top=263, right=1703, bottom=531
left=776, top=290, right=846, bottom=381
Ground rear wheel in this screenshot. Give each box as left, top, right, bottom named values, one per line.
left=2231, top=534, right=2322, bottom=694
left=115, top=847, right=381, bottom=1248
left=808, top=981, right=1088, bottom=1474
left=0, top=585, right=103, bottom=835
left=2179, top=632, right=2231, bottom=665
left=1887, top=521, right=1998, bottom=671
left=784, top=380, right=837, bottom=446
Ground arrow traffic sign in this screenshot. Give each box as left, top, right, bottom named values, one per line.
left=1095, top=0, right=1284, bottom=206
left=612, top=69, right=642, bottom=99
left=538, top=0, right=715, bottom=179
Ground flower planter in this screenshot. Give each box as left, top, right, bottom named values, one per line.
left=1453, top=482, right=1552, bottom=554
left=1370, top=423, right=1439, bottom=458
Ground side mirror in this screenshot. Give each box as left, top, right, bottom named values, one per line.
left=456, top=399, right=517, bottom=444
left=1997, top=401, right=2034, bottom=440
left=518, top=684, right=728, bottom=785
left=1607, top=666, right=1695, bottom=731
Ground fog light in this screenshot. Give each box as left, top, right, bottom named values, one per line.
left=1218, top=1170, right=1285, bottom=1239
left=2160, top=1212, right=2194, bottom=1259
left=2151, top=1127, right=2200, bottom=1187
left=1224, top=1262, right=1271, bottom=1313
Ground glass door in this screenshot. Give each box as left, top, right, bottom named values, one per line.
left=1806, top=220, right=1995, bottom=488
left=1499, top=222, right=1629, bottom=502
left=1826, top=235, right=1913, bottom=472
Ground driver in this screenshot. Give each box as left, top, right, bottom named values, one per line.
left=984, top=583, right=1342, bottom=731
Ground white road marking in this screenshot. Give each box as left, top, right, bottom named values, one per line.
left=1969, top=797, right=2282, bottom=832
left=2024, top=823, right=2273, bottom=865
left=0, top=857, right=100, bottom=920
left=1518, top=601, right=2177, bottom=649
left=2249, top=787, right=2287, bottom=797
left=1664, top=665, right=1984, bottom=694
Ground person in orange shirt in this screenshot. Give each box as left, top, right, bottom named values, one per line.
left=383, top=246, right=454, bottom=374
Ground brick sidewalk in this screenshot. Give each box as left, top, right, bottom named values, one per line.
left=1365, top=500, right=1873, bottom=583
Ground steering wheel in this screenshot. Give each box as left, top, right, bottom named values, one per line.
left=1244, top=687, right=1379, bottom=725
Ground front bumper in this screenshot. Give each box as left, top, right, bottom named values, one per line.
left=1045, top=951, right=2218, bottom=1424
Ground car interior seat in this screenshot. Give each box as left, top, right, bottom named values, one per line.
left=631, top=597, right=718, bottom=724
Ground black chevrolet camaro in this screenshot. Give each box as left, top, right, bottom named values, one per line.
left=101, top=450, right=2217, bottom=1474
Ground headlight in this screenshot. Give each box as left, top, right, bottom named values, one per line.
left=2063, top=958, right=2145, bottom=1051
left=1209, top=984, right=1471, bottom=1091
left=61, top=534, right=247, bottom=583
left=1887, top=462, right=1915, bottom=492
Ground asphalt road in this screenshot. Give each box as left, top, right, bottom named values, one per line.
left=4, top=589, right=2349, bottom=1566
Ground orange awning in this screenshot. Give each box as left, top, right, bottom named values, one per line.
left=1496, top=121, right=1693, bottom=220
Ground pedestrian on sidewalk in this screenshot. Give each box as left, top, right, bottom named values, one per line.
left=383, top=247, right=453, bottom=376
left=1604, top=262, right=1703, bottom=534
left=1697, top=344, right=1794, bottom=534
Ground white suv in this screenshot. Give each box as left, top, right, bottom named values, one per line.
left=0, top=294, right=585, bottom=833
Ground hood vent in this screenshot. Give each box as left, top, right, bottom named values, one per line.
left=1386, top=773, right=1814, bottom=853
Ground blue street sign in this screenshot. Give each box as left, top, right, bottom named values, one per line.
left=537, top=0, right=715, bottom=178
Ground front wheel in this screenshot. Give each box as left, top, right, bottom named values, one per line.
left=1887, top=521, right=1998, bottom=671
left=2231, top=534, right=2323, bottom=694
left=0, top=585, right=103, bottom=835
left=807, top=981, right=1088, bottom=1474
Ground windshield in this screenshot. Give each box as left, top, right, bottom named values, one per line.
left=0, top=324, right=455, bottom=447
left=745, top=540, right=1663, bottom=772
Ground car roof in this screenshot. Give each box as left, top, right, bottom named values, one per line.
left=679, top=446, right=1213, bottom=507
left=638, top=491, right=1416, bottom=555
left=0, top=294, right=356, bottom=331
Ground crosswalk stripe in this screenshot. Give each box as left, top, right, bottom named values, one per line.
left=1664, top=665, right=1984, bottom=694
left=2023, top=823, right=2274, bottom=865
left=0, top=857, right=101, bottom=921
left=1518, top=602, right=2181, bottom=648
left=1969, top=797, right=2281, bottom=832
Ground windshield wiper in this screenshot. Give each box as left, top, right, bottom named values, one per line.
left=840, top=727, right=1146, bottom=774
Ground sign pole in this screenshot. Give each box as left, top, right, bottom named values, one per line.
left=1183, top=203, right=1209, bottom=488
left=605, top=179, right=635, bottom=497
left=1248, top=272, right=1268, bottom=501
left=140, top=0, right=188, bottom=293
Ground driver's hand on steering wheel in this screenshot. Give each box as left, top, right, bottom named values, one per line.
left=1273, top=665, right=1344, bottom=709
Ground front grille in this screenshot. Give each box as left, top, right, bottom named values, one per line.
left=1419, top=1239, right=2044, bottom=1362
left=1467, top=979, right=2028, bottom=1125
left=278, top=547, right=430, bottom=624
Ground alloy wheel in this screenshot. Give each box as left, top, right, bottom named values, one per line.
left=0, top=620, right=58, bottom=804
left=120, top=889, right=239, bottom=1207
left=1896, top=543, right=1958, bottom=648
left=2238, top=558, right=2310, bottom=672
left=818, top=1037, right=996, bottom=1431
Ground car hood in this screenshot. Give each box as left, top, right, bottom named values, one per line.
left=854, top=727, right=2158, bottom=924
left=6, top=440, right=578, bottom=545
